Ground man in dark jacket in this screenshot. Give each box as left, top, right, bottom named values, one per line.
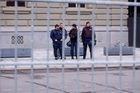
left=69, top=24, right=77, bottom=59
left=50, top=24, right=62, bottom=60
left=81, top=22, right=96, bottom=59
left=59, top=23, right=67, bottom=39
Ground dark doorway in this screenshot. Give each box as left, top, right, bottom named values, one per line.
left=128, top=0, right=140, bottom=47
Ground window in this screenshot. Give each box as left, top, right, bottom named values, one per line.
left=80, top=4, right=85, bottom=8
left=6, top=1, right=25, bottom=7
left=3, top=1, right=30, bottom=14
left=68, top=3, right=85, bottom=8
left=69, top=3, right=76, bottom=7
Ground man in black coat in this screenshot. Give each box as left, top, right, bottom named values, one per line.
left=69, top=24, right=77, bottom=59
left=81, top=22, right=96, bottom=59
left=50, top=24, right=62, bottom=60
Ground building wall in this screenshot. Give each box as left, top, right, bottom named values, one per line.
left=0, top=0, right=129, bottom=49
left=0, top=0, right=128, bottom=26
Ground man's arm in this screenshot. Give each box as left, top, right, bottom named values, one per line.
left=50, top=30, right=55, bottom=41
left=94, top=32, right=96, bottom=40
left=69, top=30, right=72, bottom=38
left=81, top=28, right=85, bottom=42
left=65, top=29, right=67, bottom=39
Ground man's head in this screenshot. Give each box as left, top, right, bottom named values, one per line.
left=55, top=24, right=59, bottom=30
left=72, top=24, right=77, bottom=29
left=86, top=22, right=90, bottom=27
left=60, top=23, right=63, bottom=28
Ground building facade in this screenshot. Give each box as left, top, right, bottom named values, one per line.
left=0, top=0, right=128, bottom=49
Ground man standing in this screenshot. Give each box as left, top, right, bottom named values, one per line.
left=81, top=22, right=96, bottom=59
left=58, top=23, right=67, bottom=58
left=50, top=24, right=62, bottom=60
left=69, top=24, right=77, bottom=59
left=59, top=23, right=67, bottom=39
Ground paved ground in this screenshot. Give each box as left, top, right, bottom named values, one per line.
left=0, top=47, right=140, bottom=93
left=0, top=68, right=140, bottom=93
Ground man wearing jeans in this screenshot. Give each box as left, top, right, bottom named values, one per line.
left=50, top=24, right=62, bottom=60
left=81, top=22, right=96, bottom=59
left=69, top=24, right=77, bottom=59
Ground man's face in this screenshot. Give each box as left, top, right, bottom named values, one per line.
left=86, top=23, right=90, bottom=27
left=56, top=26, right=59, bottom=30
left=72, top=26, right=75, bottom=29
left=60, top=24, right=63, bottom=28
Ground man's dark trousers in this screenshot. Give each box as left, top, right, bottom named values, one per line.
left=83, top=38, right=92, bottom=59
left=70, top=41, right=77, bottom=59
left=53, top=46, right=62, bottom=59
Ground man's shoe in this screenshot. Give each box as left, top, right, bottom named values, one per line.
left=55, top=57, right=58, bottom=60
left=71, top=56, right=74, bottom=59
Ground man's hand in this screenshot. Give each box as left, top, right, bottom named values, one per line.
left=60, top=39, right=62, bottom=42
left=55, top=39, right=58, bottom=42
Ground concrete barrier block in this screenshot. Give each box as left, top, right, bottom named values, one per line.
left=104, top=46, right=133, bottom=56
left=0, top=48, right=31, bottom=58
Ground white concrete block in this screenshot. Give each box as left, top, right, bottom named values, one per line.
left=110, top=31, right=128, bottom=46
left=111, top=15, right=128, bottom=20
left=111, top=20, right=128, bottom=26
left=6, top=20, right=28, bottom=26
left=111, top=9, right=128, bottom=14
left=34, top=8, right=63, bottom=14
left=36, top=14, right=61, bottom=20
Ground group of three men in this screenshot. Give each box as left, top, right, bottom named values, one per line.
left=50, top=22, right=96, bottom=60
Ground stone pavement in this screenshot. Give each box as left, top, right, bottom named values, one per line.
left=0, top=68, right=140, bottom=93
left=0, top=47, right=140, bottom=93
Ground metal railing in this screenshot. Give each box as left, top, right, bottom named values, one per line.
left=0, top=0, right=140, bottom=93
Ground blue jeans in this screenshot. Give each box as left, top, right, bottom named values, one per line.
left=53, top=46, right=62, bottom=58
left=70, top=41, right=77, bottom=58
left=52, top=42, right=61, bottom=57
left=57, top=49, right=60, bottom=57
left=83, top=38, right=92, bottom=59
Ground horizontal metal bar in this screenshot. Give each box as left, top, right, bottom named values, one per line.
left=16, top=0, right=140, bottom=6
left=0, top=61, right=140, bottom=66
